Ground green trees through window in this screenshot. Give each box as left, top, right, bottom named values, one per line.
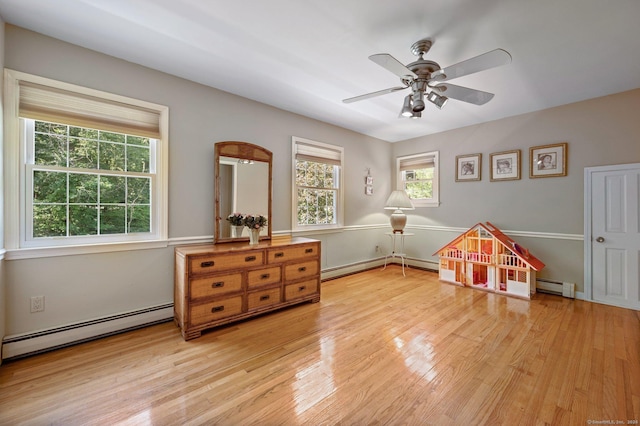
left=402, top=167, right=434, bottom=199
left=30, top=120, right=152, bottom=238
left=295, top=159, right=338, bottom=226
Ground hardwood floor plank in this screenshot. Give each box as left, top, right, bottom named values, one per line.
left=1, top=266, right=638, bottom=425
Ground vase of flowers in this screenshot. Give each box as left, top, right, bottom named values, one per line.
left=226, top=213, right=245, bottom=238
left=242, top=214, right=268, bottom=244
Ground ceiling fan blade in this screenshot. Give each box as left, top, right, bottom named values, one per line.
left=342, top=86, right=408, bottom=104
left=369, top=54, right=418, bottom=80
left=433, top=49, right=512, bottom=82
left=433, top=83, right=495, bottom=105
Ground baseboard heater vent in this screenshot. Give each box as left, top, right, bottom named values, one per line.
left=2, top=303, right=174, bottom=361
left=536, top=278, right=576, bottom=299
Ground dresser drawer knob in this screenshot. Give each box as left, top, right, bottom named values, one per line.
left=211, top=305, right=224, bottom=313
left=212, top=281, right=224, bottom=288
left=298, top=285, right=306, bottom=292
left=201, top=261, right=215, bottom=268
left=298, top=266, right=307, bottom=272
left=260, top=295, right=270, bottom=301
left=275, top=252, right=284, bottom=258
left=245, top=255, right=256, bottom=262
left=305, top=248, right=313, bottom=253
left=260, top=273, right=270, bottom=280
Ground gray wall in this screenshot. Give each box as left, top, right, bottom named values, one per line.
left=0, top=17, right=5, bottom=358
left=2, top=24, right=640, bottom=341
left=2, top=26, right=391, bottom=336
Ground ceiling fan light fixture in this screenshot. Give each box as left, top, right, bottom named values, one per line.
left=427, top=91, right=448, bottom=109
left=400, top=94, right=413, bottom=117
left=412, top=92, right=425, bottom=112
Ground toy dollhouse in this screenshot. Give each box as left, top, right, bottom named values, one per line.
left=434, top=222, right=545, bottom=299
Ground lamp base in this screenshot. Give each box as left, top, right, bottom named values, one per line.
left=389, top=210, right=407, bottom=233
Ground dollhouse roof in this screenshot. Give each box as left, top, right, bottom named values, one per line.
left=434, top=222, right=545, bottom=271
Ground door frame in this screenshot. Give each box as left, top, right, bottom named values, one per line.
left=584, top=162, right=640, bottom=306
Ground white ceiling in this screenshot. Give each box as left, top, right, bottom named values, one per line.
left=1, top=0, right=639, bottom=142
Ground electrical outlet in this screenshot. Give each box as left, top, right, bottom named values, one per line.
left=375, top=245, right=379, bottom=252
left=30, top=296, right=45, bottom=313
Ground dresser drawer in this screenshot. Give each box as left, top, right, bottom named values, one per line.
left=190, top=251, right=264, bottom=275
left=190, top=296, right=243, bottom=326
left=285, top=279, right=319, bottom=301
left=247, top=287, right=281, bottom=311
left=267, top=244, right=318, bottom=264
left=284, top=260, right=318, bottom=281
left=190, top=273, right=242, bottom=300
left=247, top=266, right=281, bottom=288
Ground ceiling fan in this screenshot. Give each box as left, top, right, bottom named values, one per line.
left=343, top=38, right=512, bottom=118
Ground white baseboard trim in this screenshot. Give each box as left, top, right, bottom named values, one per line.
left=2, top=303, right=173, bottom=360
left=320, top=256, right=439, bottom=281
left=322, top=258, right=386, bottom=280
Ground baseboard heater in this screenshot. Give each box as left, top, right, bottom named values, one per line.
left=2, top=303, right=174, bottom=361
left=536, top=278, right=576, bottom=299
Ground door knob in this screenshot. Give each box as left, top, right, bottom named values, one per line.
left=596, top=236, right=605, bottom=243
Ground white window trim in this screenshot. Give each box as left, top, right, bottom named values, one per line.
left=291, top=136, right=344, bottom=231
left=3, top=69, right=169, bottom=258
left=396, top=151, right=440, bottom=208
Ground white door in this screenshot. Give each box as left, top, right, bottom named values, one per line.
left=586, top=163, right=640, bottom=310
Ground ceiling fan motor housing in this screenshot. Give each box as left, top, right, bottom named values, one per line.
left=406, top=59, right=441, bottom=111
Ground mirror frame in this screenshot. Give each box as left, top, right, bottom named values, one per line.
left=214, top=141, right=273, bottom=244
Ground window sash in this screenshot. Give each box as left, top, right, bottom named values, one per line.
left=23, top=119, right=157, bottom=245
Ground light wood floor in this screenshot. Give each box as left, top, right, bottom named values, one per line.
left=1, top=267, right=639, bottom=425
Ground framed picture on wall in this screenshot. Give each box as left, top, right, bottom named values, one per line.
left=455, top=153, right=482, bottom=181
left=530, top=142, right=568, bottom=178
left=490, top=150, right=521, bottom=181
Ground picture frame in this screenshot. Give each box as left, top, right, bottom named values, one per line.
left=529, top=142, right=568, bottom=178
left=490, top=150, right=521, bottom=181
left=455, top=153, right=482, bottom=181
left=365, top=175, right=373, bottom=185
left=364, top=185, right=373, bottom=196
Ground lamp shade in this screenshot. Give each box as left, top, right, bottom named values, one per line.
left=384, top=190, right=415, bottom=210
left=384, top=190, right=414, bottom=233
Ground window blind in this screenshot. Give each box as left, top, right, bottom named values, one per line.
left=399, top=156, right=435, bottom=171
left=19, top=81, right=161, bottom=139
left=295, top=141, right=342, bottom=166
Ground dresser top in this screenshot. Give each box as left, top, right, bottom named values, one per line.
left=175, top=236, right=319, bottom=256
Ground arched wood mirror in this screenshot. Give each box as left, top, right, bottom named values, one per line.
left=214, top=141, right=272, bottom=243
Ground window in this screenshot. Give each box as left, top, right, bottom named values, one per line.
left=4, top=69, right=168, bottom=255
left=26, top=120, right=153, bottom=238
left=397, top=151, right=439, bottom=207
left=292, top=137, right=344, bottom=230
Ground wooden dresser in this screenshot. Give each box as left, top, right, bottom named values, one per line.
left=174, top=237, right=321, bottom=340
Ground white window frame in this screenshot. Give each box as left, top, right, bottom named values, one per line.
left=3, top=69, right=169, bottom=259
left=397, top=151, right=439, bottom=207
left=292, top=136, right=344, bottom=232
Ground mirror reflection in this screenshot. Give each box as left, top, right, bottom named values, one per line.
left=218, top=157, right=270, bottom=239
left=214, top=141, right=272, bottom=243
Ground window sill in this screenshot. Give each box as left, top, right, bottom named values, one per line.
left=4, top=240, right=169, bottom=260
left=411, top=200, right=440, bottom=208
left=292, top=225, right=345, bottom=237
